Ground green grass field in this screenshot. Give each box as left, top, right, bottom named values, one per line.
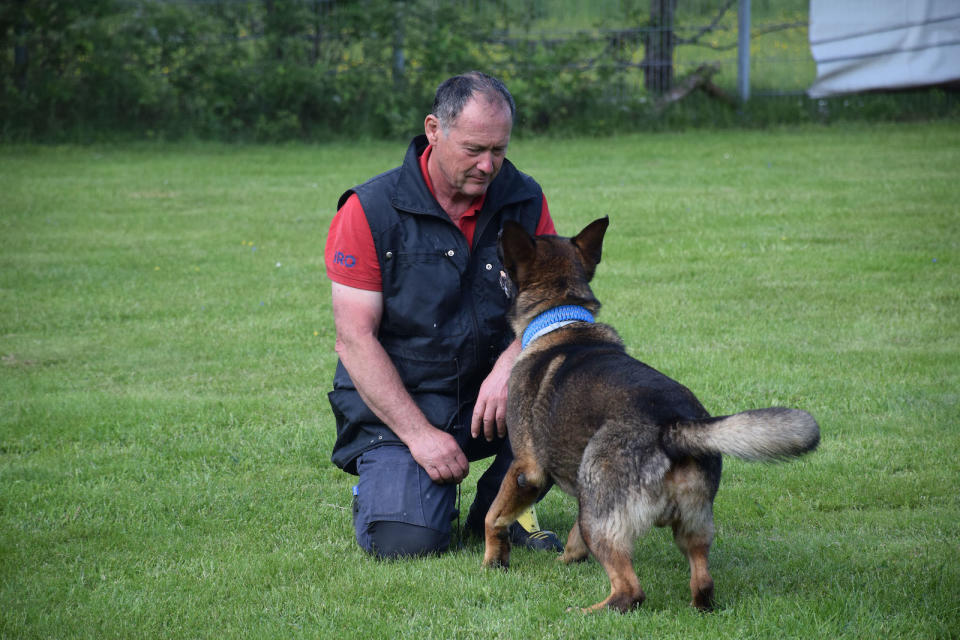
left=2, top=122, right=959, bottom=638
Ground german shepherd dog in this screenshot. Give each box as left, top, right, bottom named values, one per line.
left=483, top=217, right=820, bottom=613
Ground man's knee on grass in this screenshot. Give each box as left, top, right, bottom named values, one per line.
left=362, top=521, right=450, bottom=559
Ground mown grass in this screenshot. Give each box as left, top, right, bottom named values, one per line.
left=2, top=122, right=959, bottom=639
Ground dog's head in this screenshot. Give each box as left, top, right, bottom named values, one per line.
left=498, top=216, right=609, bottom=323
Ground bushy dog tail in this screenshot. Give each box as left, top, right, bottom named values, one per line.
left=662, top=408, right=819, bottom=462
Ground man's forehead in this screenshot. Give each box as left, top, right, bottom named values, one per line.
left=447, top=96, right=512, bottom=143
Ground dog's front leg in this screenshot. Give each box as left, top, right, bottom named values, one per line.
left=482, top=461, right=544, bottom=569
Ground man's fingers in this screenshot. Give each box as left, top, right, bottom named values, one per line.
left=473, top=402, right=498, bottom=441
left=428, top=464, right=452, bottom=484
left=428, top=457, right=469, bottom=485
left=471, top=401, right=486, bottom=439
left=449, top=453, right=468, bottom=483
left=412, top=429, right=470, bottom=484
left=484, top=415, right=497, bottom=441
left=496, top=404, right=507, bottom=439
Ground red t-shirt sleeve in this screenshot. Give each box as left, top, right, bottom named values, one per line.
left=325, top=193, right=383, bottom=291
left=536, top=194, right=557, bottom=235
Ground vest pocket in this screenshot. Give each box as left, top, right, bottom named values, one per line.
left=381, top=250, right=468, bottom=337
left=382, top=345, right=460, bottom=394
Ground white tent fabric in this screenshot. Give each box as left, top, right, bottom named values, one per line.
left=808, top=0, right=960, bottom=98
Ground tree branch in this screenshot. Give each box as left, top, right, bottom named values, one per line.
left=682, top=20, right=808, bottom=51
left=675, top=0, right=737, bottom=46
left=653, top=63, right=736, bottom=113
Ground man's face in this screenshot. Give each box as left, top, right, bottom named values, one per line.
left=425, top=95, right=513, bottom=200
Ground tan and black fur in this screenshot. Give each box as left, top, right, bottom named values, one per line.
left=482, top=217, right=820, bottom=612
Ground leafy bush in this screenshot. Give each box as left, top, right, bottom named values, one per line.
left=0, top=0, right=955, bottom=142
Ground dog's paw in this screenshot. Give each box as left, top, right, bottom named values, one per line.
left=565, top=604, right=612, bottom=614
left=481, top=546, right=509, bottom=570
left=481, top=558, right=509, bottom=570
left=560, top=550, right=589, bottom=565
left=691, top=579, right=715, bottom=611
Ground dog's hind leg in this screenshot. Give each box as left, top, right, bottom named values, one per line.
left=673, top=521, right=715, bottom=611
left=574, top=487, right=657, bottom=612
left=561, top=519, right=590, bottom=564
left=671, top=502, right=715, bottom=610
left=667, top=463, right=717, bottom=610
left=482, top=459, right=545, bottom=569
left=577, top=519, right=645, bottom=613
left=575, top=430, right=668, bottom=613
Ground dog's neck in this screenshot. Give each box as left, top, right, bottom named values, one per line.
left=520, top=305, right=595, bottom=349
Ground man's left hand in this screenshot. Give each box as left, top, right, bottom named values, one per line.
left=471, top=339, right=521, bottom=441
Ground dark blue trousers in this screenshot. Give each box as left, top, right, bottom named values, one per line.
left=352, top=434, right=513, bottom=559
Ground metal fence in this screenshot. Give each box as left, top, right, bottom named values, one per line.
left=3, top=0, right=954, bottom=140
left=470, top=0, right=814, bottom=99
left=111, top=0, right=816, bottom=98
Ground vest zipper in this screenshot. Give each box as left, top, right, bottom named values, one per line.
left=441, top=242, right=484, bottom=379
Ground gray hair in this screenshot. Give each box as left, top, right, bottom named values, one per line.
left=432, top=71, right=515, bottom=131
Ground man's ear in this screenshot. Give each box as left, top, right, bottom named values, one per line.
left=424, top=114, right=441, bottom=145
left=499, top=220, right=536, bottom=286
left=571, top=216, right=609, bottom=281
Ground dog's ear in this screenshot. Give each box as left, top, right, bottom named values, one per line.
left=571, top=216, right=609, bottom=280
left=499, top=220, right=536, bottom=284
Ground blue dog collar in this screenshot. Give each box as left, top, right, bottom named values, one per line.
left=521, top=305, right=594, bottom=349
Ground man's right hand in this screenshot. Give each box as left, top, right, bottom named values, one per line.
left=407, top=428, right=469, bottom=485
left=332, top=281, right=469, bottom=485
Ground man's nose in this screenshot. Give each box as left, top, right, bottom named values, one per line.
left=476, top=152, right=495, bottom=174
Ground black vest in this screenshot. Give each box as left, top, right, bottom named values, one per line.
left=329, top=135, right=544, bottom=473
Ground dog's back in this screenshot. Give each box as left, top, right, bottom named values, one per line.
left=509, top=325, right=713, bottom=494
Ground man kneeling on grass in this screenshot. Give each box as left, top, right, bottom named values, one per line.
left=325, top=71, right=562, bottom=558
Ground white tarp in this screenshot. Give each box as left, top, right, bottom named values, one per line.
left=808, top=0, right=960, bottom=98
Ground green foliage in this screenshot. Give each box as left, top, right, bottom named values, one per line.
left=2, top=123, right=959, bottom=637
left=0, top=1, right=957, bottom=142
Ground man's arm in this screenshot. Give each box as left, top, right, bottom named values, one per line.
left=470, top=196, right=553, bottom=441
left=470, top=337, right=520, bottom=441
left=331, top=281, right=469, bottom=484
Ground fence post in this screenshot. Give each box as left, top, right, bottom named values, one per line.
left=738, top=0, right=751, bottom=101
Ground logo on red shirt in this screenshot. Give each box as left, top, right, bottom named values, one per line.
left=333, top=251, right=356, bottom=268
